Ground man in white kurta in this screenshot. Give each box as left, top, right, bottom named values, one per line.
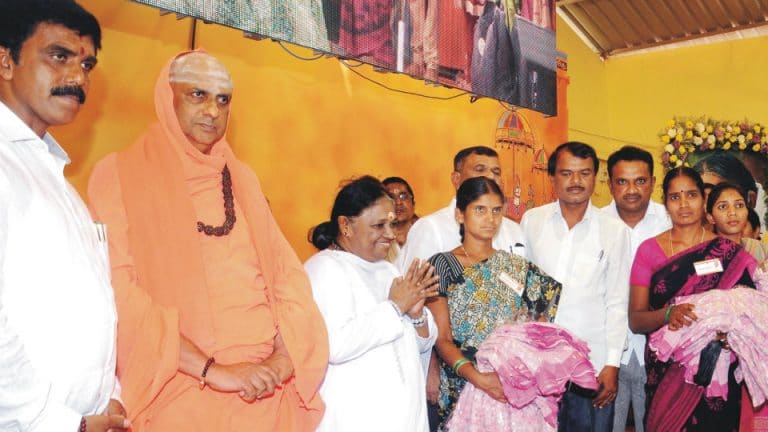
left=521, top=142, right=630, bottom=432
left=306, top=249, right=437, bottom=432
left=0, top=2, right=123, bottom=430
left=601, top=146, right=671, bottom=432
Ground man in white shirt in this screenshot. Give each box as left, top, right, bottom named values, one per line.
left=397, top=145, right=525, bottom=271
left=521, top=142, right=631, bottom=432
left=0, top=2, right=127, bottom=431
left=397, top=145, right=525, bottom=431
left=602, top=146, right=670, bottom=432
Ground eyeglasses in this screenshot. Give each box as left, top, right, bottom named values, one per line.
left=390, top=191, right=412, bottom=202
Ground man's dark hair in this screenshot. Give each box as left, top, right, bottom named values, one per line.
left=382, top=176, right=415, bottom=199
left=547, top=141, right=598, bottom=176
left=453, top=146, right=498, bottom=172
left=0, top=0, right=101, bottom=63
left=607, top=146, right=654, bottom=179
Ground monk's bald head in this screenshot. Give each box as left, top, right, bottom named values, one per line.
left=169, top=52, right=233, bottom=89
left=168, top=52, right=233, bottom=154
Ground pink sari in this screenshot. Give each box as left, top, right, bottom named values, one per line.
left=632, top=237, right=757, bottom=431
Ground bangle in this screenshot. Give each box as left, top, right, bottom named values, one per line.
left=452, top=357, right=471, bottom=375
left=410, top=309, right=428, bottom=327
left=664, top=305, right=674, bottom=324
left=199, top=356, right=215, bottom=390
left=388, top=300, right=404, bottom=317
left=79, top=417, right=87, bottom=432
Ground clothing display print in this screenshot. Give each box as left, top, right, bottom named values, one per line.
left=428, top=250, right=561, bottom=429
left=631, top=236, right=757, bottom=432
left=339, top=0, right=394, bottom=66
left=170, top=0, right=331, bottom=51
left=446, top=322, right=597, bottom=431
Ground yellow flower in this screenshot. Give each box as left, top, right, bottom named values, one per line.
left=667, top=119, right=676, bottom=128
left=762, top=137, right=767, bottom=144
left=685, top=120, right=694, bottom=129
left=701, top=132, right=709, bottom=139
left=706, top=125, right=714, bottom=133
left=747, top=132, right=753, bottom=140
left=664, top=144, right=675, bottom=153
left=662, top=135, right=671, bottom=144
left=676, top=134, right=683, bottom=142
left=730, top=136, right=737, bottom=143
left=679, top=145, right=687, bottom=154
left=739, top=143, right=748, bottom=150
left=684, top=162, right=690, bottom=167
left=753, top=144, right=761, bottom=151
left=675, top=159, right=683, bottom=168
left=723, top=143, right=732, bottom=150
left=725, top=132, right=732, bottom=139
left=685, top=130, right=694, bottom=139
left=669, top=154, right=678, bottom=163
left=734, top=126, right=742, bottom=134
left=754, top=125, right=761, bottom=134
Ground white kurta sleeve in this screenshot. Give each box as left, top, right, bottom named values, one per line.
left=603, top=223, right=631, bottom=367
left=396, top=218, right=442, bottom=273
left=306, top=255, right=405, bottom=364
left=0, top=182, right=81, bottom=432
left=414, top=308, right=437, bottom=354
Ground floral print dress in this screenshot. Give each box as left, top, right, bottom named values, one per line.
left=428, top=250, right=561, bottom=429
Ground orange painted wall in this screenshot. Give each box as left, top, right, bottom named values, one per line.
left=55, top=0, right=568, bottom=259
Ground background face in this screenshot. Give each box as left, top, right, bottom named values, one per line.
left=4, top=23, right=97, bottom=132
left=453, top=154, right=502, bottom=189
left=608, top=160, right=654, bottom=213
left=551, top=151, right=595, bottom=207
left=385, top=181, right=415, bottom=221
left=170, top=79, right=231, bottom=153
left=345, top=197, right=396, bottom=262
left=708, top=188, right=748, bottom=237
left=665, top=175, right=704, bottom=226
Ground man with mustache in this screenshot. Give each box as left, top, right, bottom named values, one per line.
left=0, top=1, right=128, bottom=431
left=602, top=146, right=670, bottom=432
left=87, top=51, right=327, bottom=431
left=521, top=142, right=631, bottom=432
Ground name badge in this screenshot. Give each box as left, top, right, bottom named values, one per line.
left=499, top=272, right=524, bottom=296
left=694, top=258, right=723, bottom=276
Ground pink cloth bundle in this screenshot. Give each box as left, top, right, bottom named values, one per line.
left=648, top=287, right=768, bottom=406
left=446, top=323, right=598, bottom=431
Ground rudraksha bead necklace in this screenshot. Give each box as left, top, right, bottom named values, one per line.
left=197, top=165, right=236, bottom=236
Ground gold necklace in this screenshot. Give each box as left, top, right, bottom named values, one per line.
left=461, top=244, right=473, bottom=262
left=668, top=227, right=705, bottom=255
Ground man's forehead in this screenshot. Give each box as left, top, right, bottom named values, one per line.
left=464, top=154, right=499, bottom=168
left=32, top=22, right=96, bottom=55
left=170, top=53, right=232, bottom=92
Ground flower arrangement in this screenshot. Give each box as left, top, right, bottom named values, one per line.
left=659, top=118, right=768, bottom=171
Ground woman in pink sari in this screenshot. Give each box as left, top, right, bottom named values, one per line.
left=629, top=167, right=757, bottom=431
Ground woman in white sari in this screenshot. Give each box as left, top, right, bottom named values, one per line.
left=305, top=176, right=440, bottom=432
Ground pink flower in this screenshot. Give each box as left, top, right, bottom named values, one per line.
left=662, top=153, right=670, bottom=163
left=715, top=129, right=724, bottom=138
